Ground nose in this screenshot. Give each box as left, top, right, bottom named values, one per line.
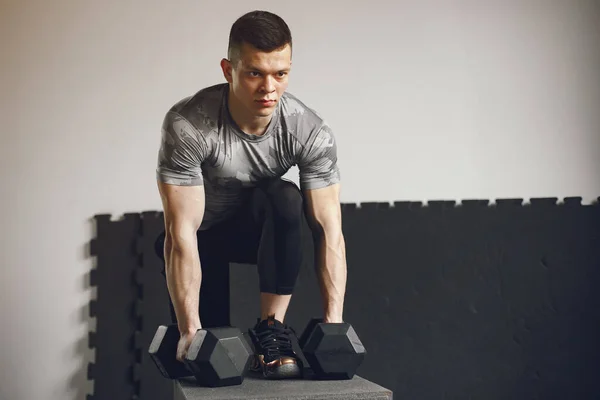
left=262, top=76, right=276, bottom=93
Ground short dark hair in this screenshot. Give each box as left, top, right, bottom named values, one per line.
left=227, top=10, right=292, bottom=66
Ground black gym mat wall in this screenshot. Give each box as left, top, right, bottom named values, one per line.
left=87, top=197, right=600, bottom=400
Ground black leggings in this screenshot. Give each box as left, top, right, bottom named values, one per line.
left=155, top=178, right=305, bottom=326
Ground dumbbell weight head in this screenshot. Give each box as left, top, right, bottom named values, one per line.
left=185, top=327, right=254, bottom=387
left=299, top=318, right=367, bottom=380
left=148, top=324, right=192, bottom=379
left=148, top=324, right=253, bottom=387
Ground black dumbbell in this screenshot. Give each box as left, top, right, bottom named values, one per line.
left=298, top=318, right=366, bottom=380
left=148, top=324, right=253, bottom=387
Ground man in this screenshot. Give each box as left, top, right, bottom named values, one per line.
left=155, top=10, right=347, bottom=380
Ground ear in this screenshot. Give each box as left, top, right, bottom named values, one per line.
left=220, top=58, right=233, bottom=83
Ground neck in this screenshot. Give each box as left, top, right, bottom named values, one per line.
left=227, top=88, right=272, bottom=136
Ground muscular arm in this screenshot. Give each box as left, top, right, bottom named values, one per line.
left=157, top=180, right=205, bottom=335
left=304, top=183, right=346, bottom=323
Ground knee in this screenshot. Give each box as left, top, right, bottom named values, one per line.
left=259, top=179, right=304, bottom=225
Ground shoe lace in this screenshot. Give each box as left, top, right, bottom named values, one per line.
left=255, top=324, right=296, bottom=361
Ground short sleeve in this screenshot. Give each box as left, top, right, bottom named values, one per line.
left=156, top=110, right=208, bottom=186
left=297, top=124, right=341, bottom=190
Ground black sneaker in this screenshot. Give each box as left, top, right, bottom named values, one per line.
left=247, top=315, right=302, bottom=379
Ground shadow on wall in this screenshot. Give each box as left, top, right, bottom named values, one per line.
left=67, top=217, right=97, bottom=400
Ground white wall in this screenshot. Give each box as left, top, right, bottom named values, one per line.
left=1, top=0, right=599, bottom=398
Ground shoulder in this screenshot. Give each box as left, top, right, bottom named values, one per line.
left=279, top=91, right=331, bottom=145
left=165, top=83, right=227, bottom=135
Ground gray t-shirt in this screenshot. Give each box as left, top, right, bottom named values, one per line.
left=156, top=83, right=341, bottom=230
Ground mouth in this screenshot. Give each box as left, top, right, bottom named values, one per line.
left=256, top=99, right=276, bottom=106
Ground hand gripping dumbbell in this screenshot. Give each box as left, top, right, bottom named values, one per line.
left=298, top=318, right=367, bottom=380
left=148, top=324, right=253, bottom=387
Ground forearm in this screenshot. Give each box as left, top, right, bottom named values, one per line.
left=164, top=235, right=202, bottom=334
left=313, top=231, right=347, bottom=323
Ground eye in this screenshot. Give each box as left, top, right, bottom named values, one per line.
left=249, top=71, right=260, bottom=77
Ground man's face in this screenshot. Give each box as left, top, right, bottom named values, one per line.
left=222, top=42, right=292, bottom=118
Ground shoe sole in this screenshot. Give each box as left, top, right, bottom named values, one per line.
left=249, top=354, right=302, bottom=380
left=264, top=363, right=302, bottom=380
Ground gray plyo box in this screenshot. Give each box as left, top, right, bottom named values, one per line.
left=174, top=374, right=393, bottom=400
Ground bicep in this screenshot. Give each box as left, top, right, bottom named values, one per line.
left=158, top=180, right=205, bottom=245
